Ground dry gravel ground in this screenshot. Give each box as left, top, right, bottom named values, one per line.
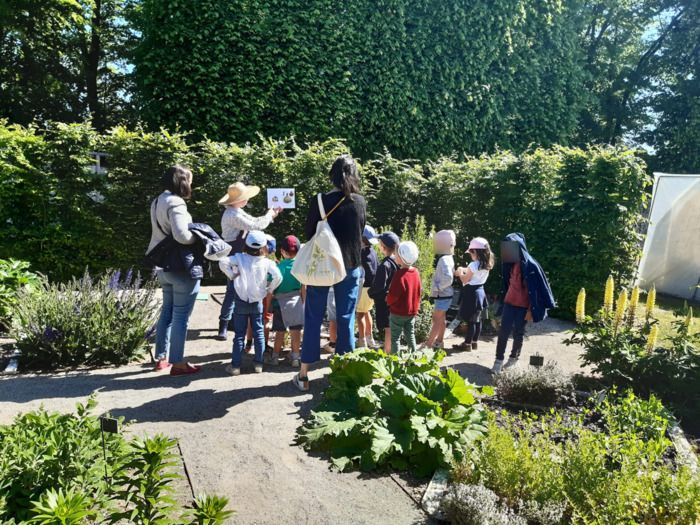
left=0, top=285, right=583, bottom=525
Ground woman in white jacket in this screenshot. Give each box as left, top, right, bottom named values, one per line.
left=147, top=165, right=201, bottom=376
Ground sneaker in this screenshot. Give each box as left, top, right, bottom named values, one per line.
left=292, top=373, right=309, bottom=391
left=504, top=357, right=519, bottom=370
left=254, top=363, right=264, bottom=374
left=291, top=357, right=301, bottom=368
left=355, top=338, right=367, bottom=349
left=225, top=364, right=241, bottom=376
left=266, top=353, right=280, bottom=366
left=433, top=340, right=444, bottom=350
left=322, top=342, right=336, bottom=354
left=471, top=342, right=478, bottom=350
left=491, top=359, right=504, bottom=374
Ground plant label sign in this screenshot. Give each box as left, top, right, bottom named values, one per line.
left=267, top=188, right=295, bottom=209
left=100, top=417, right=119, bottom=434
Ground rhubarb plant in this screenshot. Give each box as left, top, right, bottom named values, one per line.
left=298, top=349, right=492, bottom=476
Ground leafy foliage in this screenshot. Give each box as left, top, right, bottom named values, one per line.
left=454, top=395, right=700, bottom=524
left=298, top=349, right=492, bottom=476
left=494, top=362, right=576, bottom=407
left=0, top=0, right=137, bottom=128
left=0, top=259, right=40, bottom=331
left=0, top=398, right=234, bottom=524
left=133, top=0, right=586, bottom=160
left=11, top=269, right=159, bottom=370
left=0, top=397, right=125, bottom=523
left=566, top=278, right=700, bottom=415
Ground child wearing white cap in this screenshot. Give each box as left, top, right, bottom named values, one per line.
left=454, top=237, right=494, bottom=352
left=219, top=230, right=282, bottom=375
left=386, top=241, right=422, bottom=353
left=425, top=229, right=456, bottom=349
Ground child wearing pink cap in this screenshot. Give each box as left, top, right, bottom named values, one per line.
left=454, top=237, right=495, bottom=351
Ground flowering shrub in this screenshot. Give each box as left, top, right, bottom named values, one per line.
left=11, top=269, right=159, bottom=369
left=566, top=276, right=700, bottom=414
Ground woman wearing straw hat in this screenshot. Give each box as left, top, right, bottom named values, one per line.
left=216, top=182, right=282, bottom=341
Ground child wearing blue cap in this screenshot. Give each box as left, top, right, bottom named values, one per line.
left=219, top=230, right=282, bottom=375
left=357, top=225, right=379, bottom=348
left=368, top=231, right=400, bottom=352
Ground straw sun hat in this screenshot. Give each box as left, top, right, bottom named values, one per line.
left=218, top=182, right=260, bottom=206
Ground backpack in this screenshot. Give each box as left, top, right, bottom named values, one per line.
left=291, top=193, right=347, bottom=286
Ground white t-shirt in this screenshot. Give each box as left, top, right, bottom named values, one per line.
left=467, top=261, right=490, bottom=286
left=219, top=253, right=282, bottom=303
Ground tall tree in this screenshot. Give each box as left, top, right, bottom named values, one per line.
left=0, top=0, right=136, bottom=128
left=577, top=0, right=687, bottom=144
left=646, top=0, right=700, bottom=172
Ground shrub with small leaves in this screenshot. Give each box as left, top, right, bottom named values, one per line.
left=494, top=362, right=575, bottom=406
left=441, top=483, right=526, bottom=525
left=0, top=258, right=40, bottom=331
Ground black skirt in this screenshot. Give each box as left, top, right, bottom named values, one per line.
left=459, top=284, right=488, bottom=322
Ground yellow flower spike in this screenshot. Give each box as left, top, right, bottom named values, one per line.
left=576, top=288, right=586, bottom=323
left=628, top=286, right=640, bottom=324
left=603, top=275, right=614, bottom=313
left=646, top=324, right=659, bottom=353
left=645, top=286, right=656, bottom=319
left=614, top=289, right=628, bottom=329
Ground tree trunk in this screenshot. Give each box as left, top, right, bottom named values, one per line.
left=87, top=0, right=103, bottom=129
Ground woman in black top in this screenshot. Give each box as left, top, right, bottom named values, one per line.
left=293, top=155, right=366, bottom=391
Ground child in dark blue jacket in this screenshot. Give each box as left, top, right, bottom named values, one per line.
left=493, top=233, right=555, bottom=373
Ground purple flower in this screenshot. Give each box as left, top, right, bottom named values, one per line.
left=108, top=270, right=121, bottom=290
left=124, top=269, right=134, bottom=288
left=42, top=326, right=62, bottom=343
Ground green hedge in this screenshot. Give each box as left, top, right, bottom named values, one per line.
left=0, top=120, right=649, bottom=317
left=134, top=0, right=586, bottom=160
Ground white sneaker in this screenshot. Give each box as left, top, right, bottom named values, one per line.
left=254, top=363, right=264, bottom=374
left=491, top=359, right=504, bottom=374
left=225, top=364, right=240, bottom=376
left=504, top=357, right=519, bottom=370
left=290, top=353, right=301, bottom=368
left=356, top=338, right=367, bottom=349
left=292, top=373, right=309, bottom=391
left=266, top=353, right=280, bottom=366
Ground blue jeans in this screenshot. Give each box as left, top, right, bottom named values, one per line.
left=301, top=267, right=361, bottom=364
left=231, top=298, right=265, bottom=367
left=155, top=271, right=201, bottom=363
left=219, top=279, right=236, bottom=321
left=495, top=303, right=528, bottom=360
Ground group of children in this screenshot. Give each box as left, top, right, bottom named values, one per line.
left=214, top=182, right=555, bottom=376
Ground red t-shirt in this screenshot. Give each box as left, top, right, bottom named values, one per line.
left=504, top=263, right=530, bottom=308
left=386, top=267, right=422, bottom=316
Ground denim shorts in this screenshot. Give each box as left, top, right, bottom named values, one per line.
left=433, top=296, right=453, bottom=312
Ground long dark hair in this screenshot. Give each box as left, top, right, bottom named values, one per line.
left=162, top=165, right=193, bottom=199
left=471, top=246, right=495, bottom=271
left=329, top=155, right=360, bottom=199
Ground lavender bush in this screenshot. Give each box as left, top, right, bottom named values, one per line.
left=11, top=269, right=159, bottom=369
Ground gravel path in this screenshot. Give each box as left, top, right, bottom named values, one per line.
left=0, top=285, right=584, bottom=525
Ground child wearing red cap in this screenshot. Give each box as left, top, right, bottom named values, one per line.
left=270, top=235, right=305, bottom=367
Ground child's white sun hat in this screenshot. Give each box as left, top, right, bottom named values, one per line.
left=397, top=241, right=420, bottom=266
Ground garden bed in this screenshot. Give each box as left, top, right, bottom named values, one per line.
left=428, top=375, right=700, bottom=524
